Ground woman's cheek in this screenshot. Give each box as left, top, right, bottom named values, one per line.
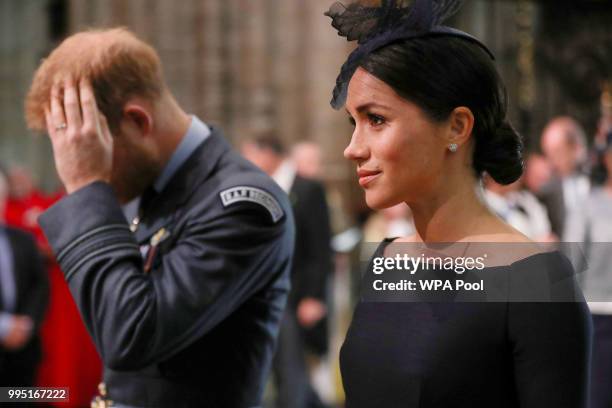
left=377, top=129, right=407, bottom=164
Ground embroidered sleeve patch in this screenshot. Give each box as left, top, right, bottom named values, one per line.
left=220, top=186, right=284, bottom=223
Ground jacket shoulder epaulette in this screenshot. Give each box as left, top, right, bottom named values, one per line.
left=216, top=171, right=289, bottom=225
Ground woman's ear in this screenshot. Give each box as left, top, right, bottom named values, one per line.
left=447, top=106, right=474, bottom=147
left=123, top=103, right=153, bottom=137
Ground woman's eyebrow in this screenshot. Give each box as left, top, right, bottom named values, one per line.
left=354, top=102, right=392, bottom=113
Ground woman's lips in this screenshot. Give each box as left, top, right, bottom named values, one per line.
left=357, top=169, right=382, bottom=187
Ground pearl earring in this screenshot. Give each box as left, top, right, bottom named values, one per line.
left=448, top=143, right=458, bottom=152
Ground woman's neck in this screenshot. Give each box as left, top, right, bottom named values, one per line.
left=407, top=180, right=497, bottom=243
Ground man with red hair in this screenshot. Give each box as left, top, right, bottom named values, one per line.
left=26, top=28, right=294, bottom=408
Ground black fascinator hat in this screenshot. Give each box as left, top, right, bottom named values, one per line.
left=325, top=0, right=495, bottom=109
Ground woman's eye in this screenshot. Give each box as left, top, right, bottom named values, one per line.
left=367, top=113, right=385, bottom=126
left=348, top=116, right=356, bottom=127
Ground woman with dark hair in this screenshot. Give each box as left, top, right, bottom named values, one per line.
left=326, top=1, right=591, bottom=407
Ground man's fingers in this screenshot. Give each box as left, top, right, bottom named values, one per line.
left=63, top=75, right=83, bottom=131
left=79, top=77, right=98, bottom=130
left=80, top=78, right=112, bottom=145
left=50, top=82, right=67, bottom=131
left=44, top=106, right=55, bottom=138
left=98, top=113, right=113, bottom=144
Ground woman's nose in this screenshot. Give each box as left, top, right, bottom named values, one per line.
left=344, top=131, right=368, bottom=161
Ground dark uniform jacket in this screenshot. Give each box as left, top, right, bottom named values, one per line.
left=288, top=175, right=332, bottom=355
left=39, top=127, right=295, bottom=408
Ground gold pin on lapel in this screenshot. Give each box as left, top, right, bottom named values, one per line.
left=144, top=227, right=170, bottom=274
left=150, top=227, right=169, bottom=246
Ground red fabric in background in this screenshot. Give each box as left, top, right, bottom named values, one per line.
left=36, top=264, right=102, bottom=407
left=5, top=190, right=102, bottom=407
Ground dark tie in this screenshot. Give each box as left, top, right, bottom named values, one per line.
left=130, top=186, right=158, bottom=233
left=139, top=186, right=158, bottom=219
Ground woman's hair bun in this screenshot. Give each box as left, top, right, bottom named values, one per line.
left=474, top=120, right=524, bottom=185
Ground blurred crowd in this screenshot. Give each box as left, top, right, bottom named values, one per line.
left=1, top=109, right=612, bottom=407
left=0, top=166, right=101, bottom=406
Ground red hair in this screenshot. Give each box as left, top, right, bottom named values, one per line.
left=25, top=27, right=164, bottom=133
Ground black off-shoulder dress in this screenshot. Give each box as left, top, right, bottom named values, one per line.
left=340, top=239, right=592, bottom=408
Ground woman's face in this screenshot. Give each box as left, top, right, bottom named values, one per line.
left=344, top=68, right=449, bottom=209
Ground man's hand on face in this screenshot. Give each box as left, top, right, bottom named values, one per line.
left=44, top=76, right=113, bottom=194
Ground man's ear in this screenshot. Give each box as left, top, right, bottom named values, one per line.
left=123, top=103, right=153, bottom=136
left=447, top=106, right=474, bottom=147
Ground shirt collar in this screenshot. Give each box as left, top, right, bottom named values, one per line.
left=153, top=115, right=211, bottom=193
left=272, top=159, right=297, bottom=193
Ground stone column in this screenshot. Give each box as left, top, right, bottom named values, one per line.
left=0, top=0, right=56, bottom=189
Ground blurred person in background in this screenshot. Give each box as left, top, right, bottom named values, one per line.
left=0, top=166, right=48, bottom=386
left=1, top=166, right=101, bottom=407
left=242, top=135, right=333, bottom=408
left=564, top=131, right=612, bottom=408
left=483, top=174, right=554, bottom=241
left=589, top=98, right=612, bottom=186
left=538, top=116, right=590, bottom=238
left=4, top=166, right=50, bottom=246
left=523, top=153, right=553, bottom=195
left=292, top=141, right=324, bottom=180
